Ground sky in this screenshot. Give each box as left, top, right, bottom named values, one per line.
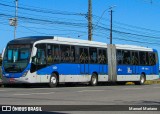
left=1, top=0, right=160, bottom=56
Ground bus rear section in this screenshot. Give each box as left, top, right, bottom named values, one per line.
left=108, top=44, right=159, bottom=85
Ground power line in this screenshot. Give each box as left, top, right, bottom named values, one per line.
left=0, top=13, right=87, bottom=27
left=0, top=2, right=86, bottom=16
left=1, top=1, right=160, bottom=46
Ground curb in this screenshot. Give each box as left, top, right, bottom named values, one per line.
left=0, top=79, right=2, bottom=87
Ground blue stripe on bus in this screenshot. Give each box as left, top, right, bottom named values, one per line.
left=117, top=64, right=159, bottom=75
left=36, top=63, right=108, bottom=75
left=2, top=63, right=158, bottom=78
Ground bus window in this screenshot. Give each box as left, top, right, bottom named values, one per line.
left=75, top=46, right=79, bottom=63
left=70, top=46, right=75, bottom=62
left=117, top=50, right=123, bottom=65
left=122, top=50, right=131, bottom=65
left=146, top=52, right=149, bottom=65
left=35, top=44, right=47, bottom=70
left=36, top=49, right=46, bottom=65
left=79, top=47, right=89, bottom=63
left=7, top=50, right=13, bottom=61
left=131, top=51, right=139, bottom=65
left=139, top=51, right=150, bottom=65
left=98, top=49, right=107, bottom=64
left=6, top=49, right=18, bottom=62
left=89, top=47, right=97, bottom=63
left=47, top=44, right=53, bottom=64
left=20, top=49, right=29, bottom=60
left=53, top=45, right=60, bottom=62
left=60, top=45, right=70, bottom=62
left=149, top=52, right=156, bottom=66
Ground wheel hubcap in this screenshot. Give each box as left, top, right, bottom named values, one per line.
left=141, top=76, right=144, bottom=84
left=51, top=77, right=56, bottom=84
left=92, top=77, right=97, bottom=84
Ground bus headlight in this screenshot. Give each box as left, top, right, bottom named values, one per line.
left=22, top=71, right=28, bottom=77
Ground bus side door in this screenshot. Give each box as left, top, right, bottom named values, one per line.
left=79, top=47, right=89, bottom=74
left=98, top=49, right=108, bottom=75
left=131, top=51, right=139, bottom=75
left=149, top=52, right=157, bottom=75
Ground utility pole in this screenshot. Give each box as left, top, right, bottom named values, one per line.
left=109, top=6, right=116, bottom=44
left=14, top=0, right=18, bottom=39
left=110, top=8, right=113, bottom=44
left=88, top=0, right=92, bottom=41
left=9, top=0, right=18, bottom=39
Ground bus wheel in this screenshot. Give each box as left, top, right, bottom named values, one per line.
left=90, top=73, right=98, bottom=86
left=135, top=74, right=146, bottom=85
left=49, top=73, right=58, bottom=88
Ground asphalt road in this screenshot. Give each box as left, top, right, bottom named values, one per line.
left=0, top=84, right=160, bottom=105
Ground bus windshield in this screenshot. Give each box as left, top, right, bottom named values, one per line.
left=3, top=44, right=31, bottom=73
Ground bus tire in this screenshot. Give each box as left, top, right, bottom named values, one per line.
left=90, top=73, right=98, bottom=86
left=49, top=73, right=58, bottom=88
left=135, top=74, right=146, bottom=85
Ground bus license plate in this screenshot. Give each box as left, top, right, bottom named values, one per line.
left=9, top=78, right=15, bottom=82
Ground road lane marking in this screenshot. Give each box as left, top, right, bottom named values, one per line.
left=6, top=87, right=89, bottom=91
left=14, top=94, right=30, bottom=96
left=77, top=90, right=105, bottom=93
left=153, top=86, right=160, bottom=89
left=14, top=92, right=55, bottom=96
left=0, top=90, right=7, bottom=91
left=32, top=92, right=55, bottom=95
left=123, top=88, right=142, bottom=90
left=29, top=87, right=89, bottom=90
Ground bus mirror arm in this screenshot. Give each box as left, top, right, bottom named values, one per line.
left=31, top=47, right=37, bottom=57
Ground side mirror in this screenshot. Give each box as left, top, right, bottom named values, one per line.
left=31, top=47, right=37, bottom=57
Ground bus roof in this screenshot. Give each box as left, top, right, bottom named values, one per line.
left=116, top=44, right=153, bottom=51
left=36, top=36, right=108, bottom=48
left=8, top=36, right=154, bottom=51
left=8, top=36, right=54, bottom=44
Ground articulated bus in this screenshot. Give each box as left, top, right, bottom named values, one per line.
left=2, top=36, right=159, bottom=87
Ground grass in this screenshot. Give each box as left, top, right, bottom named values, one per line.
left=126, top=79, right=160, bottom=85
left=145, top=79, right=160, bottom=84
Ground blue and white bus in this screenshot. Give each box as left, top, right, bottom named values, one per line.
left=2, top=36, right=159, bottom=87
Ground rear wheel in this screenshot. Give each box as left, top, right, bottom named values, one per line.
left=135, top=74, right=146, bottom=85
left=90, top=73, right=98, bottom=86
left=49, top=73, right=58, bottom=88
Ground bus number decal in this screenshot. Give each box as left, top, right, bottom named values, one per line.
left=53, top=66, right=57, bottom=70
